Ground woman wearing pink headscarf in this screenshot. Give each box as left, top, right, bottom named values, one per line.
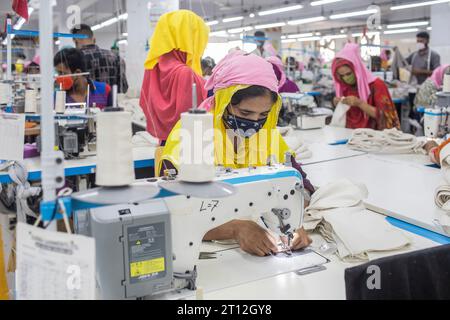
left=266, top=56, right=300, bottom=93
left=415, top=64, right=450, bottom=109
left=332, top=43, right=400, bottom=130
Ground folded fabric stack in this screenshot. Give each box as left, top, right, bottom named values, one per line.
left=434, top=143, right=450, bottom=235
left=347, top=128, right=426, bottom=154
left=304, top=179, right=411, bottom=262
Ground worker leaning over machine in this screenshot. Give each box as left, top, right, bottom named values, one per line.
left=158, top=51, right=314, bottom=257
left=331, top=43, right=400, bottom=130
left=54, top=48, right=113, bottom=109
left=415, top=64, right=450, bottom=109
left=140, top=10, right=209, bottom=146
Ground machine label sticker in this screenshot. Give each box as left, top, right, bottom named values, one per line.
left=127, top=223, right=166, bottom=283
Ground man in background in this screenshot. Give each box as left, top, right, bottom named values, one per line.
left=71, top=24, right=128, bottom=93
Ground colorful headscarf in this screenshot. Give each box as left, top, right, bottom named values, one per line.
left=430, top=64, right=450, bottom=89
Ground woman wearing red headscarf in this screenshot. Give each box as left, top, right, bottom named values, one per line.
left=332, top=43, right=400, bottom=130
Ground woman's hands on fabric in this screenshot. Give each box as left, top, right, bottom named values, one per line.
left=233, top=220, right=279, bottom=257
left=342, top=96, right=362, bottom=107
left=423, top=141, right=439, bottom=154
left=289, top=228, right=312, bottom=251
left=332, top=97, right=341, bottom=108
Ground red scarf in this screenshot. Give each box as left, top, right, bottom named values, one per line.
left=140, top=50, right=206, bottom=141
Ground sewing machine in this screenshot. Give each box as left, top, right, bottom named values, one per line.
left=424, top=91, right=450, bottom=139
left=280, top=93, right=332, bottom=130
left=73, top=164, right=306, bottom=300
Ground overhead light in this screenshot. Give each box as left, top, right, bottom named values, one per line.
left=228, top=26, right=254, bottom=33
left=122, top=32, right=128, bottom=37
left=282, top=39, right=297, bottom=43
left=315, top=32, right=322, bottom=36
left=391, top=0, right=450, bottom=10
left=210, top=30, right=229, bottom=37
left=254, top=22, right=286, bottom=30
left=249, top=13, right=256, bottom=18
left=117, top=39, right=128, bottom=45
left=55, top=40, right=61, bottom=45
left=258, top=5, right=303, bottom=16
left=287, top=32, right=314, bottom=39
left=297, top=36, right=321, bottom=42
left=311, top=0, right=344, bottom=6
left=352, top=31, right=380, bottom=37
left=92, top=12, right=128, bottom=31
left=287, top=16, right=326, bottom=25
left=427, top=26, right=433, bottom=30
left=387, top=21, right=429, bottom=29
left=206, top=20, right=219, bottom=26
left=330, top=9, right=378, bottom=20
left=281, top=35, right=287, bottom=39
left=384, top=28, right=420, bottom=34
left=222, top=16, right=244, bottom=23
left=322, top=34, right=348, bottom=40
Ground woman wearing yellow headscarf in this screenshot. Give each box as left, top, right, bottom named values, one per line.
left=160, top=51, right=314, bottom=257
left=140, top=10, right=210, bottom=145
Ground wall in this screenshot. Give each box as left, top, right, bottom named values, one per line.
left=431, top=3, right=450, bottom=64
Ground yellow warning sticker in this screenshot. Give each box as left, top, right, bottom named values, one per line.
left=130, top=258, right=165, bottom=277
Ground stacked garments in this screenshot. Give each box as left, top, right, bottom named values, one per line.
left=347, top=128, right=426, bottom=154
left=304, top=179, right=411, bottom=262
left=434, top=143, right=450, bottom=235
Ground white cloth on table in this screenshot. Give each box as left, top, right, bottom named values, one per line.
left=330, top=101, right=350, bottom=128
left=283, top=136, right=313, bottom=160
left=304, top=179, right=411, bottom=262
left=347, top=128, right=427, bottom=154
left=439, top=143, right=450, bottom=184
left=434, top=185, right=450, bottom=235
left=132, top=131, right=159, bottom=148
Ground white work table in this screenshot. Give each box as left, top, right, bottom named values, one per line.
left=292, top=126, right=355, bottom=144
left=0, top=146, right=156, bottom=183
left=303, top=154, right=449, bottom=238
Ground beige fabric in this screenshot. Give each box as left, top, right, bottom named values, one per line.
left=330, top=101, right=350, bottom=128
left=304, top=179, right=411, bottom=262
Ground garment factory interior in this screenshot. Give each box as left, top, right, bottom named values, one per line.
left=0, top=0, right=450, bottom=302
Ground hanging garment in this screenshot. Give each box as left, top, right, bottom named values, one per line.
left=304, top=179, right=410, bottom=262
left=347, top=128, right=427, bottom=154
left=330, top=101, right=351, bottom=128
left=345, top=244, right=450, bottom=300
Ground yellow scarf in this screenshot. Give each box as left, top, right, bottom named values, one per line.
left=159, top=85, right=292, bottom=174
left=144, top=10, right=209, bottom=76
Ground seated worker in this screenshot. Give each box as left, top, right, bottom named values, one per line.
left=140, top=10, right=209, bottom=146
left=159, top=51, right=314, bottom=257
left=415, top=64, right=450, bottom=109
left=54, top=48, right=112, bottom=109
left=267, top=56, right=300, bottom=93
left=25, top=54, right=40, bottom=75
left=332, top=43, right=400, bottom=130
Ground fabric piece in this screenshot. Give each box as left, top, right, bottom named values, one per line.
left=12, top=0, right=29, bottom=21
left=345, top=244, right=450, bottom=300
left=347, top=128, right=427, bottom=154
left=160, top=52, right=288, bottom=173
left=144, top=10, right=209, bottom=76
left=79, top=44, right=128, bottom=93
left=439, top=141, right=450, bottom=184
left=283, top=136, right=313, bottom=160
left=434, top=185, right=450, bottom=235
left=304, top=179, right=410, bottom=262
left=330, top=101, right=350, bottom=128
left=140, top=50, right=207, bottom=141
left=392, top=47, right=409, bottom=81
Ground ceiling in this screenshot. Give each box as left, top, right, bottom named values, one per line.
left=0, top=0, right=436, bottom=40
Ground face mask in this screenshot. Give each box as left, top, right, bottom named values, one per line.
left=416, top=42, right=426, bottom=51
left=55, top=75, right=74, bottom=91
left=224, top=110, right=267, bottom=138
left=341, top=73, right=356, bottom=86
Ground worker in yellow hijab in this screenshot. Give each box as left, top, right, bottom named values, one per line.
left=160, top=51, right=313, bottom=257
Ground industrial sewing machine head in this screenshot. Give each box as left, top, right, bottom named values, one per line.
left=73, top=163, right=305, bottom=300
left=280, top=93, right=331, bottom=130
left=424, top=75, right=450, bottom=139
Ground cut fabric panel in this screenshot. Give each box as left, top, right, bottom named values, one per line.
left=330, top=101, right=350, bottom=128
left=304, top=179, right=410, bottom=262
left=434, top=186, right=450, bottom=235
left=347, top=128, right=427, bottom=154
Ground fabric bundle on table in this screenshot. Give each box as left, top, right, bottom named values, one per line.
left=347, top=128, right=426, bottom=154
left=304, top=179, right=411, bottom=262
left=434, top=143, right=450, bottom=235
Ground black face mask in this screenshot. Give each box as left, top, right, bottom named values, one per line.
left=223, top=109, right=267, bottom=138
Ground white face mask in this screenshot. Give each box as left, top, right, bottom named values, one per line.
left=416, top=42, right=426, bottom=51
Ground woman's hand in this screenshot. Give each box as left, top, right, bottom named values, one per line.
left=423, top=141, right=439, bottom=154
left=342, top=96, right=362, bottom=107
left=332, top=97, right=341, bottom=108
left=289, top=228, right=312, bottom=251
left=233, top=220, right=279, bottom=257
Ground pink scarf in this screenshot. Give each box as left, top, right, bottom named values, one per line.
left=201, top=51, right=279, bottom=111
left=332, top=43, right=377, bottom=103
left=266, top=56, right=287, bottom=89
left=430, top=64, right=450, bottom=88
